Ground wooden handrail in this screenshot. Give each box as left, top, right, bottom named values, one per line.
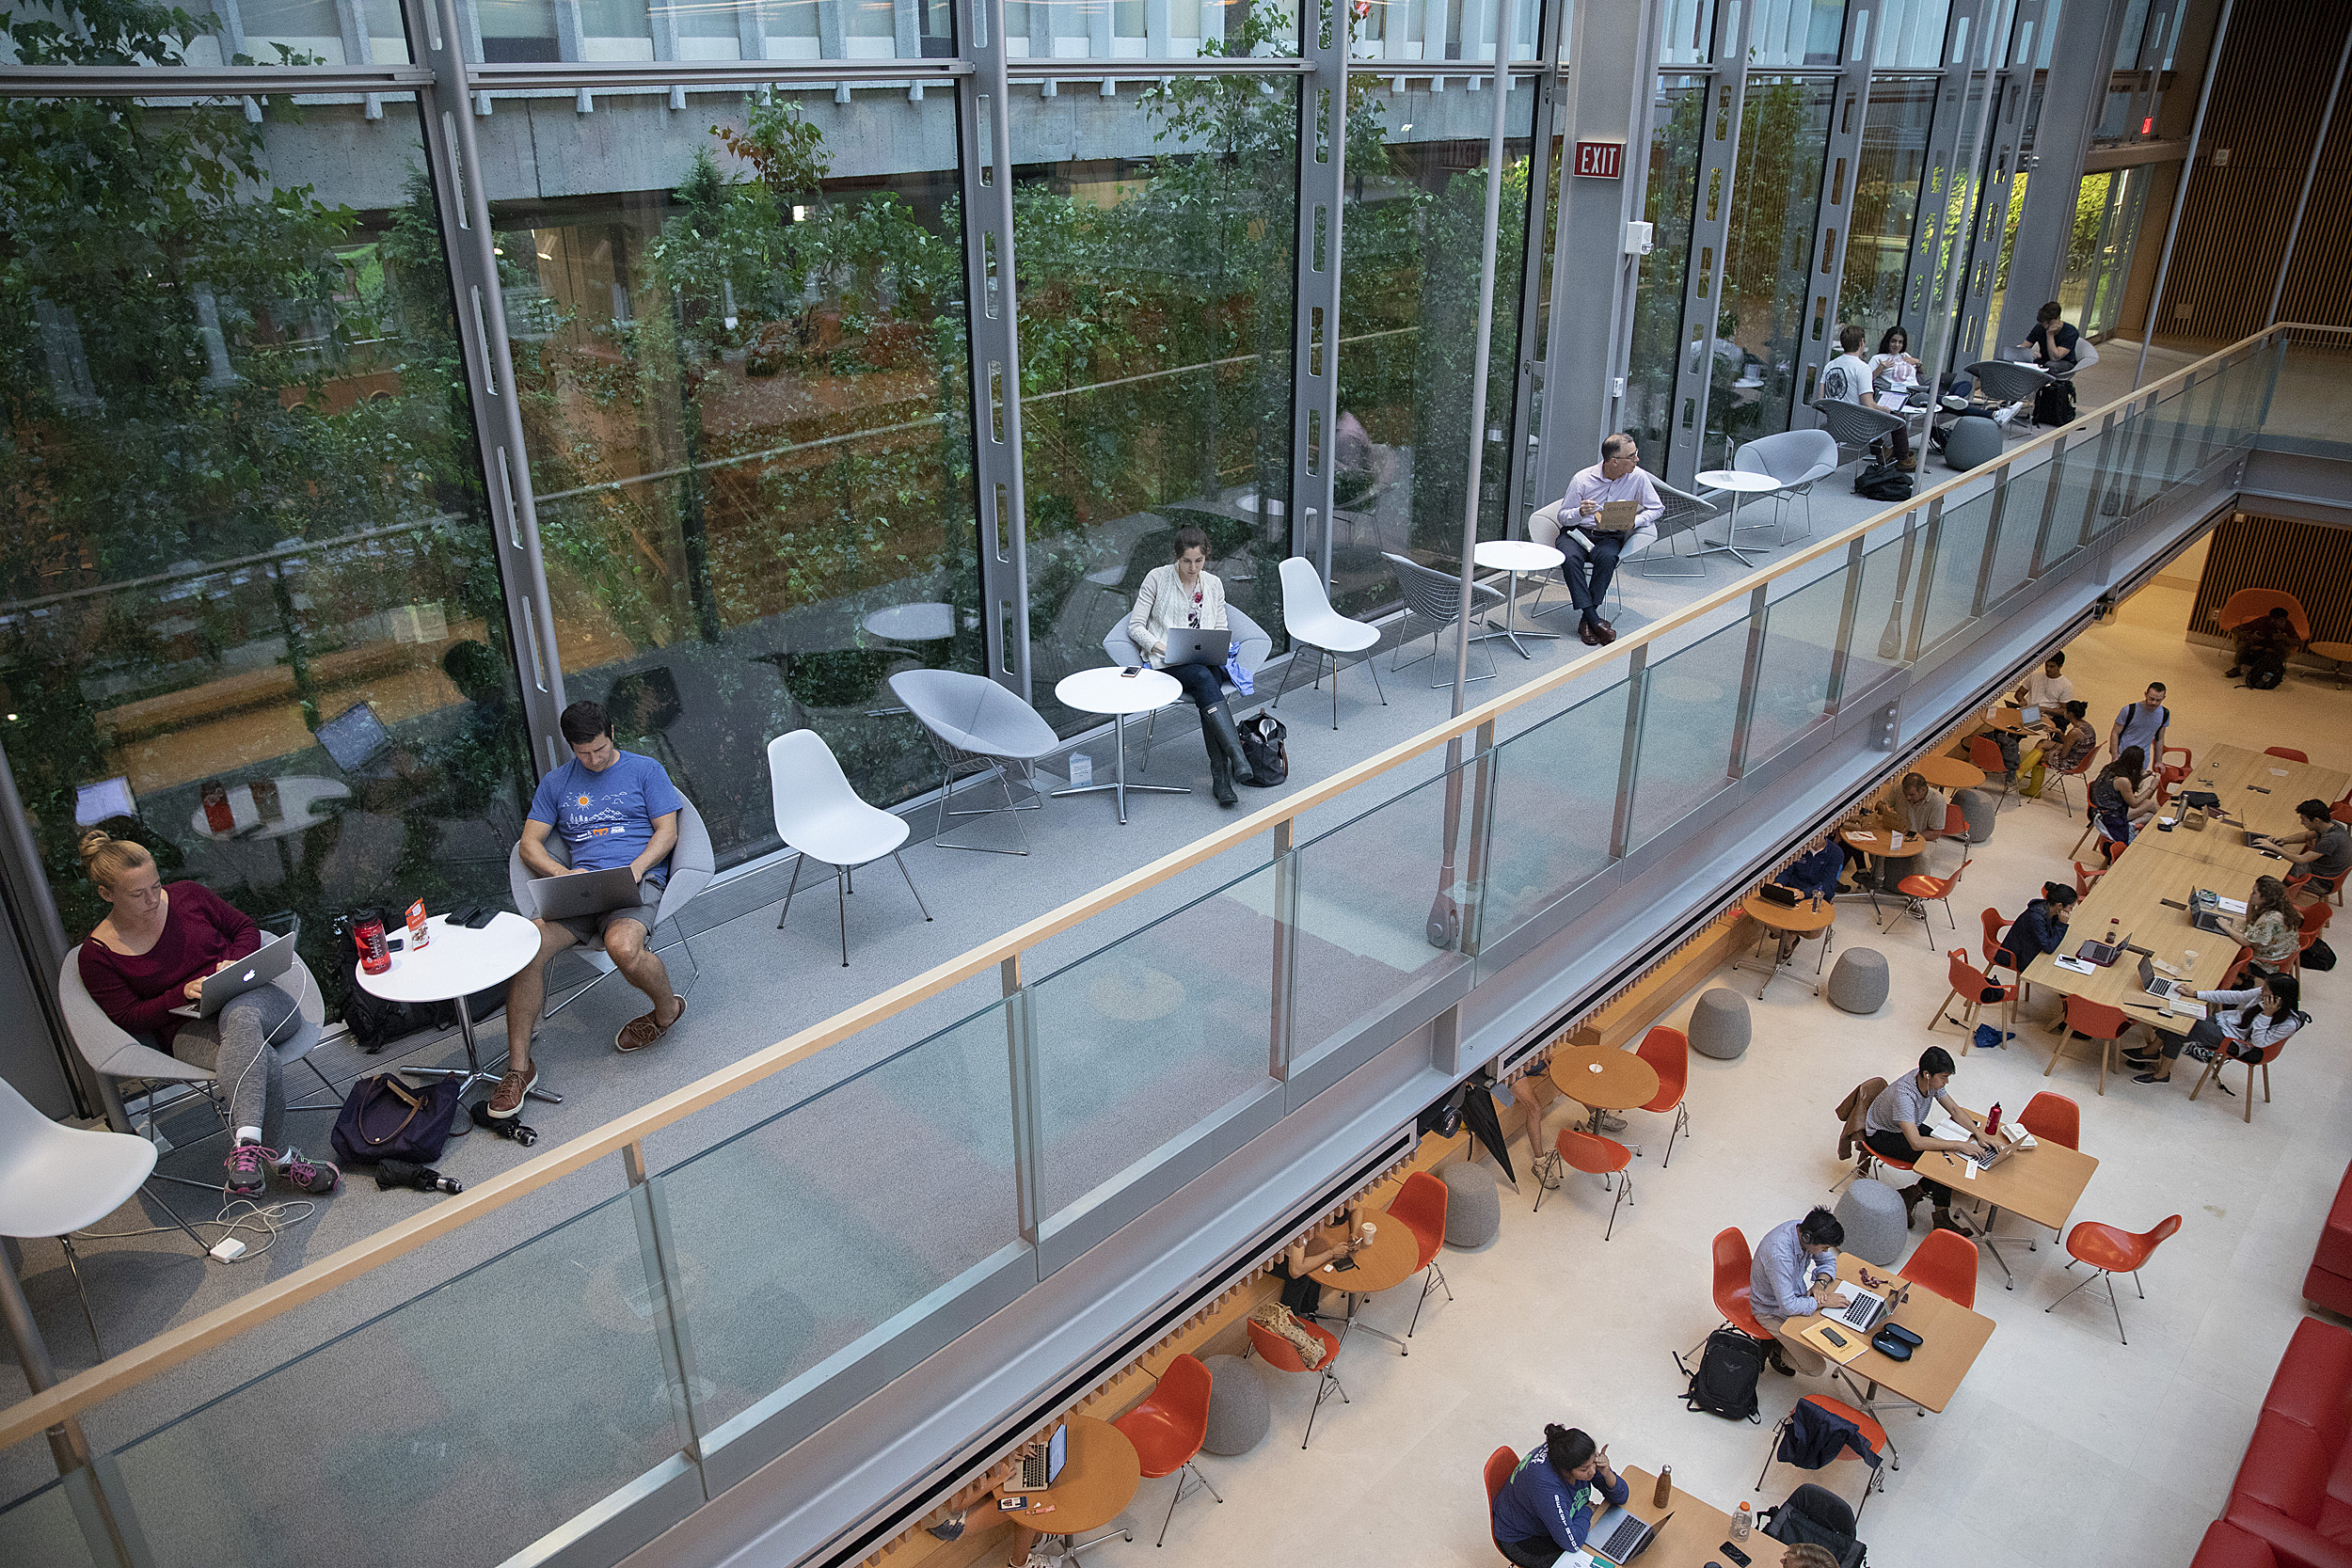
left=0, top=324, right=2299, bottom=1453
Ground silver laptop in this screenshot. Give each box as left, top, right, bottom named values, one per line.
left=2019, top=705, right=2042, bottom=726
left=2137, top=953, right=2186, bottom=1003
left=1003, top=1424, right=1067, bottom=1495
left=167, top=931, right=298, bottom=1020
left=1820, top=1284, right=1896, bottom=1335
left=1161, top=628, right=1232, bottom=670
left=1583, top=1503, right=1669, bottom=1565
left=532, top=865, right=644, bottom=922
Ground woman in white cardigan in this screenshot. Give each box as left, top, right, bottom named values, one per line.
left=1126, top=527, right=1258, bottom=805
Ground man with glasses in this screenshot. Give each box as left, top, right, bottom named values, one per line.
left=1555, top=433, right=1663, bottom=649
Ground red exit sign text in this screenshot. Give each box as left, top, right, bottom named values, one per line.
left=1573, top=140, right=1625, bottom=179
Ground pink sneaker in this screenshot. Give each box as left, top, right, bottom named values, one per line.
left=274, top=1147, right=341, bottom=1195
left=223, top=1143, right=272, bottom=1200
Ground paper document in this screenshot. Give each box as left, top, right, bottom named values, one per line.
left=1961, top=1161, right=1979, bottom=1180
left=1796, top=1317, right=1872, bottom=1365
left=2174, top=997, right=2208, bottom=1020
left=2271, top=768, right=2290, bottom=777
left=1890, top=832, right=1905, bottom=850
left=2217, top=897, right=2249, bottom=914
left=1925, top=1117, right=1971, bottom=1143
left=2054, top=955, right=2098, bottom=974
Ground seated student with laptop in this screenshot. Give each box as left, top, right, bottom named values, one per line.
left=1749, top=1206, right=1846, bottom=1378
left=1127, top=525, right=1259, bottom=807
left=496, top=700, right=689, bottom=1118
left=74, top=832, right=339, bottom=1199
left=2125, top=973, right=2306, bottom=1086
left=1861, top=1047, right=1995, bottom=1234
left=1491, top=1424, right=1630, bottom=1567
left=2252, top=799, right=2352, bottom=903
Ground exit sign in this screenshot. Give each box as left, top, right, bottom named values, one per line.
left=1573, top=140, right=1625, bottom=179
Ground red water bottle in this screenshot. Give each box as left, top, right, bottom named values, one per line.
left=200, top=779, right=234, bottom=834
left=1984, top=1101, right=2002, bottom=1139
left=354, top=911, right=390, bottom=974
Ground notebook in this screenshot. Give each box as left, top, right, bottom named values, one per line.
left=1594, top=499, right=1640, bottom=535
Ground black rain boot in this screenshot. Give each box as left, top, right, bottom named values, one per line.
left=1204, top=703, right=1256, bottom=805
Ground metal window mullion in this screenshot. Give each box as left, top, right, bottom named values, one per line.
left=1726, top=585, right=1769, bottom=777
left=1001, top=955, right=1045, bottom=1248
left=956, top=0, right=1033, bottom=698
left=408, top=0, right=572, bottom=775
left=1268, top=824, right=1297, bottom=1079
left=1291, top=0, right=1346, bottom=581
left=1663, top=0, right=1748, bottom=485
left=1791, top=6, right=1873, bottom=424
left=1500, top=0, right=1570, bottom=537
left=1952, top=56, right=2033, bottom=368
left=1901, top=0, right=1985, bottom=369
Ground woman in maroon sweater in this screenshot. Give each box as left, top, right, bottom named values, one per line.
left=76, top=832, right=336, bottom=1199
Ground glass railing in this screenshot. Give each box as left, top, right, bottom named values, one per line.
left=2, top=324, right=2328, bottom=1568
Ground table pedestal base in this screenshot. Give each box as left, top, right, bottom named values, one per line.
left=1469, top=568, right=1560, bottom=659
left=1688, top=490, right=1768, bottom=567
left=398, top=994, right=565, bottom=1116
left=1052, top=712, right=1189, bottom=825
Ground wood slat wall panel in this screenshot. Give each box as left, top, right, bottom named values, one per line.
left=2189, top=512, right=2352, bottom=642
left=2155, top=0, right=2352, bottom=343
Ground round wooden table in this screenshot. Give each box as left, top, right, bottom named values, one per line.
left=1548, top=1043, right=1661, bottom=1120
left=1001, top=1416, right=1140, bottom=1537
left=1738, top=890, right=1837, bottom=998
left=1982, top=705, right=2028, bottom=734
left=1317, top=1209, right=1423, bottom=1349
left=1915, top=754, right=1985, bottom=791
left=1839, top=828, right=1926, bottom=863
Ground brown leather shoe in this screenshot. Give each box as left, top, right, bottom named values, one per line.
left=616, top=993, right=687, bottom=1054
left=487, top=1064, right=538, bottom=1119
left=1578, top=620, right=1599, bottom=645
left=1594, top=621, right=1619, bottom=645
left=1593, top=618, right=1614, bottom=638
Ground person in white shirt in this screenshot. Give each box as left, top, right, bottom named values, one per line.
left=2013, top=651, right=2074, bottom=713
left=1821, top=324, right=1910, bottom=469
left=1867, top=325, right=1924, bottom=472
left=1554, top=433, right=1664, bottom=647
left=1127, top=527, right=1258, bottom=806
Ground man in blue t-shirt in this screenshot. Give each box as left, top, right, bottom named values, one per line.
left=493, top=700, right=688, bottom=1117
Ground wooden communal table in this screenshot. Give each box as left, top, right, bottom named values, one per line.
left=1615, top=1467, right=1733, bottom=1568
left=2184, top=744, right=2351, bottom=839
left=1915, top=753, right=1985, bottom=792
left=2021, top=832, right=2272, bottom=1061
left=1734, top=889, right=1838, bottom=998
left=996, top=1415, right=1140, bottom=1551
left=1917, top=1105, right=2100, bottom=1291
left=1831, top=1252, right=1995, bottom=1417
left=1314, top=1211, right=1421, bottom=1352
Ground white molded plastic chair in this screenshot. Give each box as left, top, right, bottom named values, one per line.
left=59, top=944, right=334, bottom=1184
left=889, top=669, right=1061, bottom=854
left=1734, top=429, right=1839, bottom=543
left=507, top=796, right=715, bottom=1026
left=1271, top=557, right=1386, bottom=730
left=767, top=729, right=933, bottom=965
left=0, top=1076, right=207, bottom=1357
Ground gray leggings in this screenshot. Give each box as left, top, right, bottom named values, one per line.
left=2154, top=1017, right=2236, bottom=1063
left=175, top=984, right=299, bottom=1147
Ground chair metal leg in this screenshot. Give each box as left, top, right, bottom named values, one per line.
left=56, top=1236, right=107, bottom=1360
left=1153, top=1461, right=1222, bottom=1547
left=776, top=850, right=806, bottom=928
left=893, top=851, right=933, bottom=923
left=1757, top=1414, right=1788, bottom=1491
left=1406, top=1260, right=1452, bottom=1338
left=835, top=865, right=850, bottom=967
left=1662, top=1102, right=1689, bottom=1168
left=1604, top=1169, right=1628, bottom=1241
left=1302, top=1365, right=1348, bottom=1448
left=1268, top=644, right=1306, bottom=711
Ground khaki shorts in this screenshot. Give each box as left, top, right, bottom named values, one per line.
left=554, top=901, right=658, bottom=947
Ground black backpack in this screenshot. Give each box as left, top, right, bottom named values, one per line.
left=1239, top=714, right=1288, bottom=785
left=1682, top=1327, right=1765, bottom=1421
left=2246, top=650, right=2286, bottom=689
left=2304, top=940, right=2336, bottom=973
left=1763, top=1482, right=1867, bottom=1568
left=2033, top=378, right=2077, bottom=427
left=1853, top=462, right=1913, bottom=502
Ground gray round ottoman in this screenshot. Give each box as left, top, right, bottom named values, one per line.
left=1824, top=948, right=1889, bottom=1014
left=1836, top=1178, right=1910, bottom=1266
left=1439, top=1161, right=1502, bottom=1247
left=1956, top=786, right=1997, bottom=843
left=1689, top=988, right=1751, bottom=1061
left=1200, top=1354, right=1269, bottom=1455
left=1944, top=414, right=2002, bottom=471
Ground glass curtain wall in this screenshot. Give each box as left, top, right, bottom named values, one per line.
left=1705, top=76, right=1835, bottom=466
left=2058, top=165, right=2150, bottom=340
left=498, top=92, right=979, bottom=864
left=1, top=19, right=534, bottom=1011
left=1838, top=78, right=1937, bottom=333
left=1332, top=84, right=1537, bottom=615
left=1625, top=75, right=1704, bottom=473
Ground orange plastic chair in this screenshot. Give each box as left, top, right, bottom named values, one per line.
left=1756, top=1394, right=1890, bottom=1513
left=1895, top=856, right=1971, bottom=949
left=1484, top=1447, right=1519, bottom=1560
left=2047, top=1214, right=2182, bottom=1343
left=1709, top=1227, right=1772, bottom=1339
left=2019, top=1090, right=2080, bottom=1148
left=1899, top=1227, right=1980, bottom=1309
left=1965, top=735, right=2010, bottom=807
left=2217, top=589, right=2310, bottom=641
left=2163, top=744, right=2193, bottom=774
left=1933, top=949, right=2017, bottom=1051
left=1632, top=1025, right=1692, bottom=1168
left=1537, top=1128, right=1633, bottom=1239
left=1112, top=1353, right=1222, bottom=1545
left=2047, top=994, right=2131, bottom=1095
left=2046, top=747, right=2097, bottom=815
left=2188, top=1034, right=2290, bottom=1123
left=2332, top=800, right=2352, bottom=826
left=1387, top=1170, right=1454, bottom=1339
left=2265, top=747, right=2310, bottom=764
left=2073, top=860, right=2106, bottom=899
left=1979, top=907, right=2009, bottom=969
left=1247, top=1317, right=1347, bottom=1449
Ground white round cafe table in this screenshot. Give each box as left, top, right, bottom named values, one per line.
left=1692, top=468, right=1784, bottom=568
left=1052, top=667, right=1189, bottom=826
left=354, top=912, right=546, bottom=1102
left=188, top=776, right=351, bottom=883
left=861, top=602, right=957, bottom=643
left=1472, top=539, right=1567, bottom=658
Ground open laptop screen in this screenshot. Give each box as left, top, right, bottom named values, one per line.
left=315, top=702, right=393, bottom=772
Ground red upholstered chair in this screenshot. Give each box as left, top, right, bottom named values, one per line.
left=1247, top=1317, right=1347, bottom=1449
left=1932, top=949, right=2017, bottom=1051
left=1895, top=856, right=1972, bottom=950
left=2020, top=1091, right=2080, bottom=1149
left=1756, top=1394, right=1890, bottom=1514
left=1537, top=1129, right=1634, bottom=1239
left=2190, top=1034, right=2292, bottom=1124
left=1387, top=1170, right=1454, bottom=1339
left=1966, top=735, right=2010, bottom=807
left=2193, top=1521, right=2280, bottom=1568
left=1112, top=1354, right=1221, bottom=1545
left=1899, top=1227, right=1979, bottom=1309
left=2048, top=995, right=2132, bottom=1096
left=1484, top=1447, right=1520, bottom=1560
left=1632, top=1025, right=1692, bottom=1168
left=2223, top=1407, right=2352, bottom=1568
left=2046, top=1213, right=2182, bottom=1343
left=2266, top=747, right=2312, bottom=764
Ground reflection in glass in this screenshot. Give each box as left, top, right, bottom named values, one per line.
left=1838, top=80, right=1936, bottom=333
left=1625, top=622, right=1746, bottom=849
left=1011, top=32, right=1300, bottom=731
left=0, top=55, right=533, bottom=1016
left=502, top=92, right=977, bottom=866
left=1625, top=77, right=1703, bottom=472
left=1333, top=84, right=1535, bottom=616
left=1873, top=0, right=1951, bottom=69
left=1704, top=78, right=1833, bottom=467
left=1749, top=0, right=1848, bottom=68
left=2058, top=167, right=2149, bottom=341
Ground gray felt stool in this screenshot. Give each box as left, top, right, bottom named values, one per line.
left=1824, top=948, right=1890, bottom=1014
left=1944, top=413, right=2003, bottom=470
left=1200, top=1353, right=1269, bottom=1456
left=1439, top=1161, right=1502, bottom=1247
left=1689, top=988, right=1751, bottom=1061
left=1956, top=786, right=1997, bottom=843
left=1836, top=1178, right=1910, bottom=1266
